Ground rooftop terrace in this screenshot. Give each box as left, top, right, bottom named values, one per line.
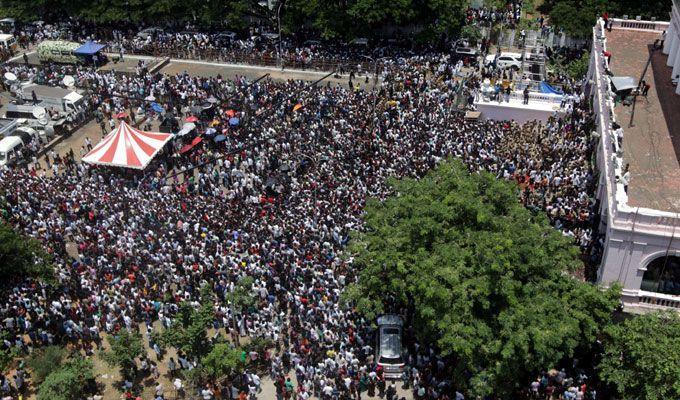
left=607, top=28, right=680, bottom=213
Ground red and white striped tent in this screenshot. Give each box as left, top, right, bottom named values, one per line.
left=82, top=121, right=172, bottom=170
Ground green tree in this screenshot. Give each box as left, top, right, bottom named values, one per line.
left=547, top=0, right=607, bottom=38
left=27, top=345, right=67, bottom=384
left=461, top=25, right=482, bottom=45
left=199, top=343, right=245, bottom=384
left=225, top=276, right=255, bottom=346
left=37, top=356, right=94, bottom=400
left=599, top=312, right=680, bottom=400
left=0, top=221, right=53, bottom=282
left=566, top=50, right=590, bottom=80
left=103, top=328, right=144, bottom=381
left=345, top=160, right=620, bottom=397
left=158, top=286, right=215, bottom=358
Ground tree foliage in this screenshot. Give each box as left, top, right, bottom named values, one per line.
left=282, top=0, right=468, bottom=40
left=0, top=0, right=468, bottom=40
left=0, top=0, right=264, bottom=26
left=345, top=160, right=620, bottom=397
left=543, top=0, right=672, bottom=38
left=599, top=312, right=680, bottom=400
left=27, top=345, right=67, bottom=384
left=199, top=343, right=246, bottom=383
left=226, top=276, right=255, bottom=315
left=158, top=287, right=215, bottom=359
left=0, top=220, right=53, bottom=282
left=566, top=50, right=590, bottom=80
left=547, top=0, right=605, bottom=38
left=103, top=328, right=144, bottom=380
left=37, top=356, right=94, bottom=400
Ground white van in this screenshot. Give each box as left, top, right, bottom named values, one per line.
left=0, top=136, right=24, bottom=166
left=376, top=314, right=406, bottom=379
left=485, top=52, right=523, bottom=70
left=0, top=34, right=17, bottom=51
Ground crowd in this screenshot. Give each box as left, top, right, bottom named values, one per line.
left=0, top=47, right=593, bottom=399
left=0, top=15, right=599, bottom=399
left=464, top=1, right=524, bottom=28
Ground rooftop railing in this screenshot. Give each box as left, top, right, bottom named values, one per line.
left=591, top=19, right=680, bottom=237
left=610, top=18, right=670, bottom=32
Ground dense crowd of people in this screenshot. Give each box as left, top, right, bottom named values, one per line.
left=0, top=2, right=605, bottom=396
left=0, top=45, right=597, bottom=399
left=465, top=1, right=524, bottom=28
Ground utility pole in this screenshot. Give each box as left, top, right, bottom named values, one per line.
left=629, top=51, right=653, bottom=127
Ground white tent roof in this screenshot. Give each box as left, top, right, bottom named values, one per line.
left=82, top=121, right=172, bottom=169
left=610, top=76, right=637, bottom=92
left=63, top=91, right=83, bottom=103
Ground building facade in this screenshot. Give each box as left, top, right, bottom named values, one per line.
left=587, top=12, right=680, bottom=312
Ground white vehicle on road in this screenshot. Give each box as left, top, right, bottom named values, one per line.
left=485, top=52, right=523, bottom=70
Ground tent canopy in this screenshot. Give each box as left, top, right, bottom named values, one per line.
left=74, top=41, right=107, bottom=55
left=63, top=91, right=83, bottom=103
left=539, top=81, right=563, bottom=95
left=611, top=76, right=637, bottom=92
left=82, top=121, right=171, bottom=170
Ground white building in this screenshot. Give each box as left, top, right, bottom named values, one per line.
left=587, top=8, right=680, bottom=311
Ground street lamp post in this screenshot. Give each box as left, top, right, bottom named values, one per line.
left=361, top=55, right=385, bottom=138
left=277, top=0, right=285, bottom=69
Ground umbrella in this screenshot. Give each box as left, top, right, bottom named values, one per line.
left=293, top=103, right=303, bottom=112
left=176, top=122, right=196, bottom=136
left=225, top=109, right=236, bottom=117
left=191, top=137, right=203, bottom=146
left=115, top=111, right=128, bottom=118
left=205, top=127, right=216, bottom=135
left=228, top=117, right=240, bottom=126
left=186, top=116, right=199, bottom=123
left=207, top=96, right=218, bottom=104
left=179, top=144, right=194, bottom=154
left=151, top=102, right=165, bottom=113
left=144, top=95, right=156, bottom=101
left=214, top=135, right=227, bottom=143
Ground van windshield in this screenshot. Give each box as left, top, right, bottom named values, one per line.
left=379, top=327, right=402, bottom=359
left=379, top=354, right=403, bottom=364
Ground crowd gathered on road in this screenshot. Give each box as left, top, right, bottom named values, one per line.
left=0, top=4, right=603, bottom=399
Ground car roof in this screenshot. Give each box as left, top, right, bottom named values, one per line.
left=0, top=136, right=22, bottom=150
left=377, top=314, right=403, bottom=326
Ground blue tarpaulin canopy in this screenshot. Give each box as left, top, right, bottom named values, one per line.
left=150, top=102, right=164, bottom=113
left=74, top=41, right=107, bottom=55
left=539, top=81, right=563, bottom=95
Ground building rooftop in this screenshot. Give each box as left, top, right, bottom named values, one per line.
left=607, top=28, right=680, bottom=213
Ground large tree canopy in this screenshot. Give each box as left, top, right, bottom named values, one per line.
left=599, top=312, right=680, bottom=400
left=543, top=0, right=672, bottom=38
left=345, top=160, right=620, bottom=396
left=0, top=220, right=53, bottom=282
left=0, top=0, right=467, bottom=40
left=36, top=356, right=95, bottom=400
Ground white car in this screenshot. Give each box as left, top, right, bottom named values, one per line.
left=485, top=52, right=523, bottom=70
left=136, top=27, right=164, bottom=40
left=376, top=315, right=405, bottom=379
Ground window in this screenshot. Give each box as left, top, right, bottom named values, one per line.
left=0, top=151, right=6, bottom=162
left=641, top=256, right=680, bottom=296
left=379, top=355, right=403, bottom=364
